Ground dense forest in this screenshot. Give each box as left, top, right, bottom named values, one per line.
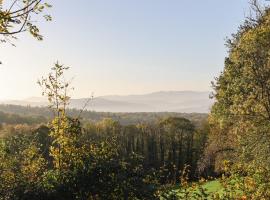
left=0, top=114, right=208, bottom=198
left=1, top=0, right=270, bottom=199
left=0, top=104, right=207, bottom=125
left=0, top=112, right=209, bottom=199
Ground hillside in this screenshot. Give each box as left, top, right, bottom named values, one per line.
left=0, top=91, right=213, bottom=113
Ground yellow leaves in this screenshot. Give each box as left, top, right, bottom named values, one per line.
left=199, top=177, right=206, bottom=184
left=223, top=160, right=231, bottom=172
left=240, top=195, right=247, bottom=200
left=210, top=7, right=270, bottom=182
left=20, top=145, right=46, bottom=182
left=49, top=115, right=89, bottom=171
left=244, top=177, right=256, bottom=191
left=0, top=143, right=47, bottom=195
left=0, top=0, right=52, bottom=43
left=0, top=170, right=16, bottom=186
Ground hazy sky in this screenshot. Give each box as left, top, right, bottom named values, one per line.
left=0, top=0, right=262, bottom=99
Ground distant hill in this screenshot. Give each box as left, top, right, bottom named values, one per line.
left=0, top=91, right=214, bottom=113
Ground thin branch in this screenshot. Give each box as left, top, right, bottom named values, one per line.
left=8, top=0, right=19, bottom=13
left=77, top=93, right=94, bottom=119
left=10, top=6, right=37, bottom=19
left=250, top=0, right=263, bottom=17
left=0, top=10, right=29, bottom=35
left=9, top=0, right=41, bottom=15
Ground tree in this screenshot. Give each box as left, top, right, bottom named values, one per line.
left=203, top=2, right=270, bottom=172
left=0, top=0, right=52, bottom=43
left=38, top=62, right=73, bottom=172
left=38, top=62, right=71, bottom=118
left=195, top=2, right=270, bottom=198
left=159, top=117, right=195, bottom=182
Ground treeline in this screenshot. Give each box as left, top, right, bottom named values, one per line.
left=0, top=111, right=47, bottom=125
left=161, top=3, right=270, bottom=199
left=0, top=104, right=207, bottom=126
left=0, top=119, right=158, bottom=199
left=0, top=115, right=208, bottom=199
left=0, top=63, right=209, bottom=199
left=84, top=117, right=208, bottom=183
left=189, top=3, right=270, bottom=199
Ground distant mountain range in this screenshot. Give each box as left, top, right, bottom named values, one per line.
left=0, top=91, right=214, bottom=113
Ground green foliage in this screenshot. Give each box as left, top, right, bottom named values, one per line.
left=159, top=167, right=222, bottom=200
left=0, top=133, right=47, bottom=199
left=1, top=63, right=160, bottom=199
left=86, top=116, right=208, bottom=185
left=0, top=113, right=208, bottom=199
left=0, top=104, right=208, bottom=126
left=0, top=0, right=52, bottom=43
left=0, top=110, right=46, bottom=125
left=198, top=3, right=270, bottom=200
left=0, top=63, right=210, bottom=199
left=202, top=4, right=270, bottom=173
left=214, top=161, right=270, bottom=200
left=38, top=62, right=71, bottom=118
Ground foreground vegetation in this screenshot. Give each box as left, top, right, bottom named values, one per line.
left=159, top=2, right=270, bottom=199
left=0, top=63, right=210, bottom=199
left=164, top=2, right=270, bottom=199
left=161, top=180, right=222, bottom=199
left=1, top=0, right=270, bottom=199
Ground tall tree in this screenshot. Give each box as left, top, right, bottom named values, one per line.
left=203, top=2, right=270, bottom=172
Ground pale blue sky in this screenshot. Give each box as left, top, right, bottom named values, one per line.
left=0, top=0, right=263, bottom=99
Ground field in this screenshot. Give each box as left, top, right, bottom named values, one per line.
left=162, top=180, right=223, bottom=199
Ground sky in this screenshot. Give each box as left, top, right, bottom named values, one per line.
left=0, top=0, right=264, bottom=100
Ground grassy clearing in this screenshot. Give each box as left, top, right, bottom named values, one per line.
left=202, top=180, right=222, bottom=193
left=161, top=180, right=223, bottom=199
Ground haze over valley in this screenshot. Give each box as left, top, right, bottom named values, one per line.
left=1, top=0, right=269, bottom=199
left=0, top=91, right=213, bottom=113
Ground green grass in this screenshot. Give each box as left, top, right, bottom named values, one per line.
left=161, top=180, right=223, bottom=199
left=202, top=180, right=222, bottom=193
